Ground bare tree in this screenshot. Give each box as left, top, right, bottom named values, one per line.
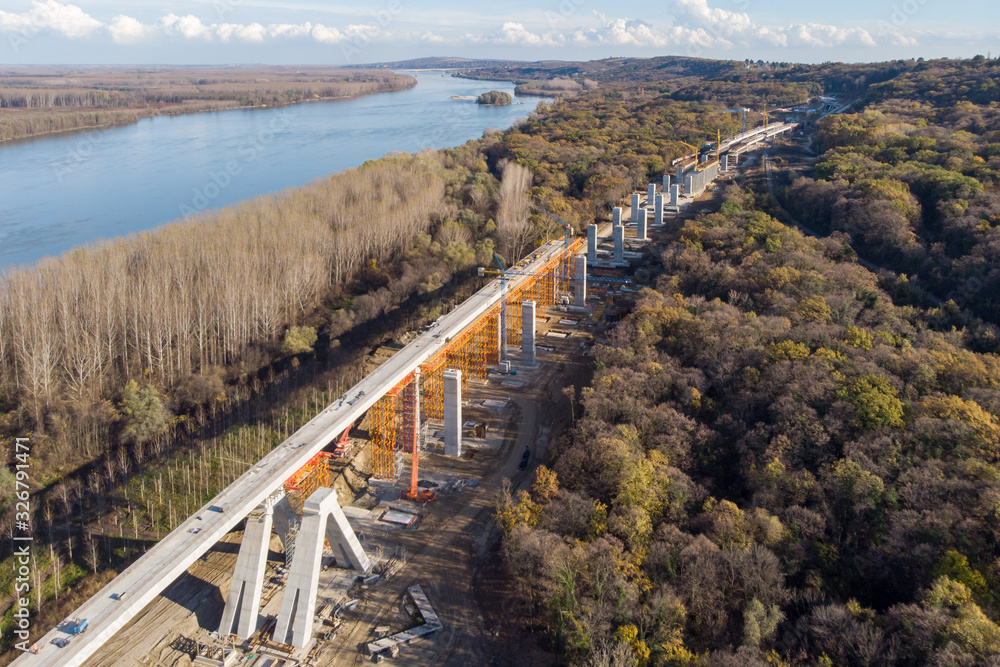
left=496, top=161, right=534, bottom=260
left=84, top=532, right=100, bottom=573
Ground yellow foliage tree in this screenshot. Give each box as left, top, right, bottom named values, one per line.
left=768, top=340, right=811, bottom=361
left=923, top=576, right=1000, bottom=658
left=918, top=395, right=1000, bottom=460
left=532, top=465, right=559, bottom=503
left=795, top=295, right=832, bottom=323
left=846, top=326, right=874, bottom=350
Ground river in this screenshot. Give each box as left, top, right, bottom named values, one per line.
left=0, top=71, right=539, bottom=269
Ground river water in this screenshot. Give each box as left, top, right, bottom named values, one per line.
left=0, top=71, right=539, bottom=269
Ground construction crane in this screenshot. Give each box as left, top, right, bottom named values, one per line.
left=712, top=107, right=750, bottom=136
left=536, top=203, right=573, bottom=251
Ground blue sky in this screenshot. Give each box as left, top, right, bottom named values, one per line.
left=1, top=0, right=998, bottom=65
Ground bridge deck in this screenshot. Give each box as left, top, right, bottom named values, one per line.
left=15, top=240, right=569, bottom=667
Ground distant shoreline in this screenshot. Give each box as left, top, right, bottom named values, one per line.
left=0, top=68, right=417, bottom=145
left=0, top=91, right=402, bottom=146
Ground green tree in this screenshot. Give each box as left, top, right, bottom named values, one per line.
left=280, top=325, right=318, bottom=356
left=837, top=374, right=904, bottom=429
left=119, top=380, right=170, bottom=446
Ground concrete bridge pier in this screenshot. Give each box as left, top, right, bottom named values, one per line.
left=612, top=206, right=622, bottom=227
left=662, top=174, right=671, bottom=192
left=574, top=255, right=587, bottom=308
left=670, top=184, right=680, bottom=207
left=522, top=301, right=537, bottom=366
left=654, top=193, right=664, bottom=226
left=443, top=369, right=462, bottom=457
left=614, top=225, right=625, bottom=264
left=587, top=223, right=597, bottom=264
left=631, top=193, right=641, bottom=221
left=647, top=182, right=656, bottom=205
left=637, top=208, right=647, bottom=241
left=273, top=488, right=371, bottom=649
left=219, top=499, right=275, bottom=639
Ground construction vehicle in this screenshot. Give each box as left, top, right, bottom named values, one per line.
left=331, top=421, right=354, bottom=458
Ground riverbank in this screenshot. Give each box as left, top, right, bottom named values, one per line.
left=0, top=66, right=416, bottom=143
left=1, top=70, right=537, bottom=268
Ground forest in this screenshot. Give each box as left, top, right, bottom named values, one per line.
left=781, top=58, right=1000, bottom=336
left=499, top=186, right=1000, bottom=665
left=481, top=56, right=1000, bottom=665
left=0, top=66, right=415, bottom=142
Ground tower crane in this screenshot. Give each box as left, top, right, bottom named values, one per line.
left=536, top=203, right=573, bottom=251
left=712, top=107, right=750, bottom=136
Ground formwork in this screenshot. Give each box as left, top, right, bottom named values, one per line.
left=368, top=239, right=582, bottom=481
left=284, top=451, right=332, bottom=514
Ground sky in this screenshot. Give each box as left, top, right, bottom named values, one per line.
left=0, top=0, right=998, bottom=66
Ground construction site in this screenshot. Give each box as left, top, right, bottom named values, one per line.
left=15, top=119, right=794, bottom=667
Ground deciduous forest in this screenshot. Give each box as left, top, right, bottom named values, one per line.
left=486, top=56, right=1000, bottom=666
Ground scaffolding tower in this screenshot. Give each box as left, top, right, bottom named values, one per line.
left=368, top=239, right=583, bottom=481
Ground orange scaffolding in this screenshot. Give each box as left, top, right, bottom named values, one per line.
left=368, top=240, right=582, bottom=481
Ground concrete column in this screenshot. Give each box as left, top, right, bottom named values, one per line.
left=443, top=369, right=462, bottom=457
left=662, top=174, right=671, bottom=191
left=670, top=184, right=679, bottom=207
left=631, top=193, right=641, bottom=222
left=219, top=501, right=274, bottom=639
left=612, top=206, right=622, bottom=227
left=613, top=224, right=624, bottom=264
left=496, top=312, right=504, bottom=364
left=721, top=154, right=729, bottom=172
left=675, top=166, right=684, bottom=192
left=271, top=496, right=295, bottom=556
left=654, top=193, right=664, bottom=226
left=274, top=488, right=371, bottom=649
left=574, top=255, right=587, bottom=307
left=521, top=301, right=536, bottom=366
left=685, top=174, right=695, bottom=197
left=647, top=183, right=656, bottom=205
left=587, top=223, right=597, bottom=264
left=700, top=153, right=708, bottom=163
left=637, top=208, right=647, bottom=241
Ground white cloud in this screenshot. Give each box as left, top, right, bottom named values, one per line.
left=667, top=0, right=875, bottom=50
left=107, top=15, right=149, bottom=45
left=217, top=22, right=267, bottom=43
left=414, top=30, right=445, bottom=44
left=467, top=21, right=564, bottom=47
left=0, top=0, right=102, bottom=38
left=0, top=0, right=926, bottom=55
left=786, top=24, right=876, bottom=48
left=574, top=16, right=699, bottom=48
left=268, top=22, right=313, bottom=39
left=311, top=23, right=344, bottom=44
left=159, top=14, right=212, bottom=41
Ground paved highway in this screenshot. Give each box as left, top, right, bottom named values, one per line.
left=14, top=240, right=570, bottom=667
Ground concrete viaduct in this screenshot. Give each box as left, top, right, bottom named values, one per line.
left=15, top=240, right=574, bottom=667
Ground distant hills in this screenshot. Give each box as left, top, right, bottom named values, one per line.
left=342, top=57, right=532, bottom=70
left=344, top=56, right=744, bottom=85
